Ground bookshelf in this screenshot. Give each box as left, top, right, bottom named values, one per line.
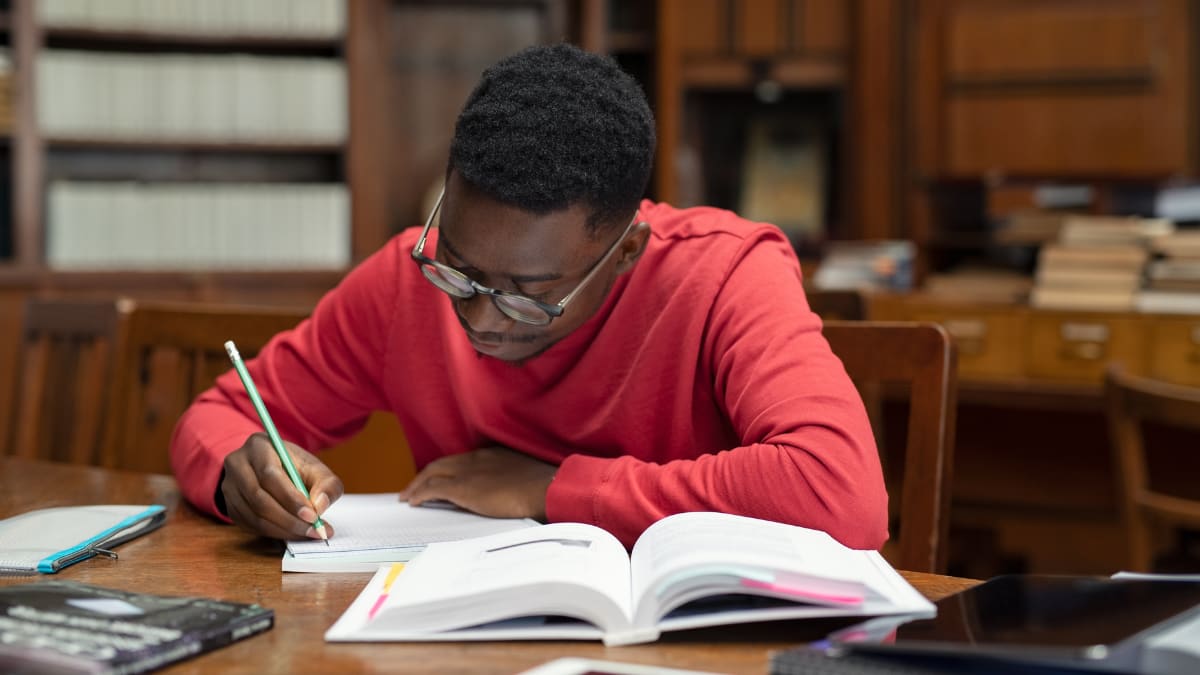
left=3, top=0, right=349, bottom=276
left=0, top=0, right=905, bottom=296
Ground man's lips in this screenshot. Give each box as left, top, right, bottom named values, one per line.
left=467, top=332, right=503, bottom=347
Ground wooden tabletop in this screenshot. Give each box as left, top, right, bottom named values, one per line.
left=0, top=458, right=980, bottom=674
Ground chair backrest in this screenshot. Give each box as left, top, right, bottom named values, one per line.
left=822, top=320, right=957, bottom=574
left=1104, top=364, right=1200, bottom=572
left=6, top=297, right=134, bottom=464
left=103, top=301, right=415, bottom=491
left=103, top=302, right=309, bottom=473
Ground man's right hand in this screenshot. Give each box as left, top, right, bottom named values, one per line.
left=220, top=433, right=344, bottom=540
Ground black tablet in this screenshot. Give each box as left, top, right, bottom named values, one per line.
left=828, top=575, right=1200, bottom=672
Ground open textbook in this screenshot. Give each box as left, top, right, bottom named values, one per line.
left=326, top=511, right=934, bottom=646
left=284, top=494, right=537, bottom=572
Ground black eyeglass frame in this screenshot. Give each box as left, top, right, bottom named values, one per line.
left=411, top=187, right=640, bottom=326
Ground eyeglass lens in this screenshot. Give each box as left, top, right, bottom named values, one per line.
left=419, top=263, right=551, bottom=325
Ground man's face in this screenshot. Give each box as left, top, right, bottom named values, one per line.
left=430, top=173, right=639, bottom=362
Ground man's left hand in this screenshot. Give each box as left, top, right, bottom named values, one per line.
left=398, top=446, right=558, bottom=521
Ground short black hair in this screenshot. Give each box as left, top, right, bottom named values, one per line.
left=449, top=43, right=655, bottom=235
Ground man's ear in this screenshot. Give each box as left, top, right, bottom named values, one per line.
left=614, top=222, right=651, bottom=274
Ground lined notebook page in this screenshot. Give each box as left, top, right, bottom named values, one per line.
left=286, top=494, right=536, bottom=558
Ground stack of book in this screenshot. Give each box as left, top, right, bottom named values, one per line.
left=1136, top=230, right=1200, bottom=314
left=1030, top=216, right=1172, bottom=311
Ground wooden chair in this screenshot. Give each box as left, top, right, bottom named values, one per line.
left=1105, top=364, right=1200, bottom=572
left=102, top=301, right=308, bottom=473
left=822, top=320, right=957, bottom=574
left=104, top=301, right=413, bottom=489
left=6, top=297, right=134, bottom=465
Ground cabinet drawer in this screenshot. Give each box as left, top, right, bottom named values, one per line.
left=1146, top=318, right=1200, bottom=387
left=945, top=1, right=1159, bottom=80
left=1027, top=314, right=1144, bottom=382
left=907, top=308, right=1026, bottom=379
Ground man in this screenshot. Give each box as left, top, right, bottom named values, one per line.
left=170, top=44, right=887, bottom=550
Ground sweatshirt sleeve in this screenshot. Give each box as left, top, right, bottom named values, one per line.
left=547, top=228, right=889, bottom=550
left=169, top=241, right=404, bottom=518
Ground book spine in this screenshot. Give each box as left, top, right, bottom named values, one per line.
left=112, top=613, right=274, bottom=674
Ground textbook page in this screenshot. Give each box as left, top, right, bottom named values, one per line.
left=327, top=512, right=935, bottom=646
left=628, top=512, right=934, bottom=635
left=325, top=522, right=634, bottom=641
left=284, top=494, right=537, bottom=572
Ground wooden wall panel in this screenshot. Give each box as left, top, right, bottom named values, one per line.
left=736, top=1, right=784, bottom=56
left=676, top=0, right=725, bottom=55
left=848, top=0, right=904, bottom=240
left=921, top=0, right=1193, bottom=178
left=800, top=0, right=849, bottom=54
left=946, top=1, right=1157, bottom=79
left=947, top=95, right=1187, bottom=175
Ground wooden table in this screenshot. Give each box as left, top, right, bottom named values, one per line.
left=0, top=458, right=979, bottom=674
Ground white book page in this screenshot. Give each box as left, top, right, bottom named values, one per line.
left=370, top=523, right=634, bottom=635
left=629, top=512, right=877, bottom=626
left=325, top=565, right=605, bottom=643
left=286, top=494, right=536, bottom=557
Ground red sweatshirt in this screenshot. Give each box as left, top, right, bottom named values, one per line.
left=170, top=201, right=888, bottom=550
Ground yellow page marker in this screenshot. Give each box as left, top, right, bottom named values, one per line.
left=368, top=563, right=406, bottom=620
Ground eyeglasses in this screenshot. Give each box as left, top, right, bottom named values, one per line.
left=411, top=187, right=639, bottom=326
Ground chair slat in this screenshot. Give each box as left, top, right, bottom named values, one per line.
left=1105, top=365, right=1200, bottom=571
left=823, top=321, right=958, bottom=574
left=6, top=298, right=131, bottom=465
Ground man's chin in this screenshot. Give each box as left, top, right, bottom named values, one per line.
left=470, top=339, right=553, bottom=364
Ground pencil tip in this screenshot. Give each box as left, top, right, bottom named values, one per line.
left=315, top=524, right=329, bottom=541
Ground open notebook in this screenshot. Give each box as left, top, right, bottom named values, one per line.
left=284, top=494, right=537, bottom=572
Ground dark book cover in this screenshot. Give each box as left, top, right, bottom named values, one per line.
left=0, top=580, right=273, bottom=674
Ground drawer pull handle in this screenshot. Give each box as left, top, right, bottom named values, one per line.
left=956, top=337, right=986, bottom=357
left=1060, top=341, right=1105, bottom=361
left=1061, top=322, right=1109, bottom=342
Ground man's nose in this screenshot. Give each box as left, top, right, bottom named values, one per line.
left=458, top=294, right=512, bottom=333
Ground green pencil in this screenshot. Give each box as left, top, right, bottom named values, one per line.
left=224, top=340, right=329, bottom=543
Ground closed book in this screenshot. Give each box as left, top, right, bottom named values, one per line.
left=1030, top=287, right=1136, bottom=311
left=1150, top=231, right=1200, bottom=257
left=326, top=512, right=933, bottom=647
left=1039, top=245, right=1148, bottom=271
left=1034, top=267, right=1142, bottom=291
left=0, top=581, right=272, bottom=674
left=1147, top=259, right=1200, bottom=281
left=1147, top=278, right=1200, bottom=292
left=1059, top=216, right=1174, bottom=247
left=1134, top=290, right=1200, bottom=314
